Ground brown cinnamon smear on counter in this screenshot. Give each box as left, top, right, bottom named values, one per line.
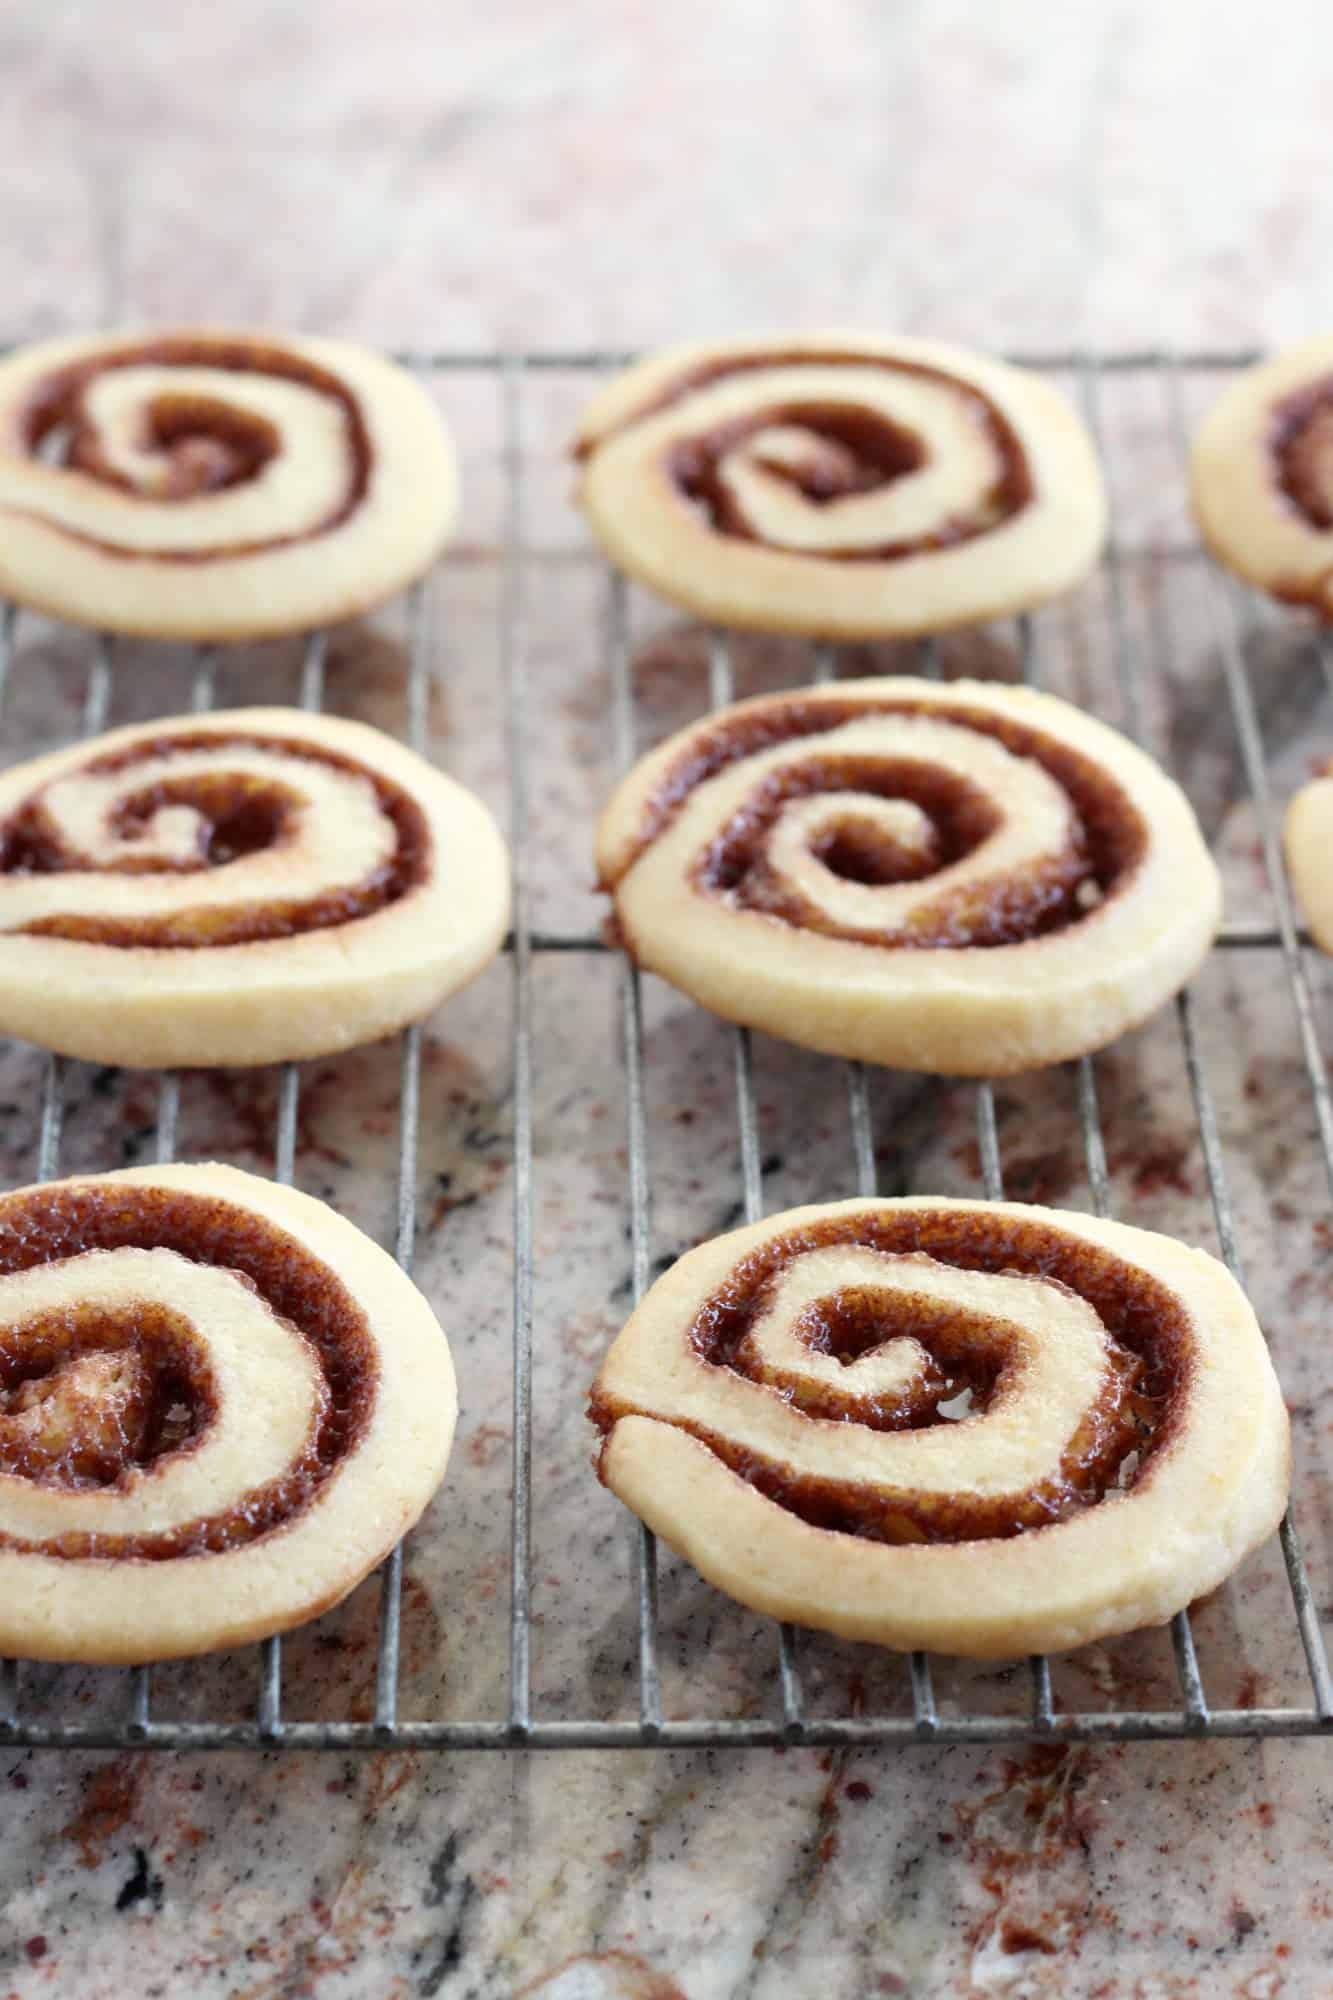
left=590, top=1206, right=1186, bottom=1544
left=605, top=695, right=1146, bottom=949
left=0, top=731, right=430, bottom=947
left=577, top=348, right=1032, bottom=559
left=0, top=1182, right=375, bottom=1559
left=13, top=334, right=371, bottom=560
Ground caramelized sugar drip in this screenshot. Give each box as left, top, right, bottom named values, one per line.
left=0, top=731, right=430, bottom=948
left=0, top=1183, right=375, bottom=1559
left=590, top=1207, right=1185, bottom=1545
left=18, top=333, right=371, bottom=558
left=606, top=696, right=1146, bottom=948
left=578, top=347, right=1032, bottom=559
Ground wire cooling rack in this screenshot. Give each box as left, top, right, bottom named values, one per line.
left=0, top=347, right=1330, bottom=1752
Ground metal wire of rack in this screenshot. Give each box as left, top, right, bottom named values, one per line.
left=0, top=347, right=1329, bottom=1752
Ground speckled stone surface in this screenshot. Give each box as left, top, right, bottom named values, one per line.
left=1, top=7, right=1332, bottom=1998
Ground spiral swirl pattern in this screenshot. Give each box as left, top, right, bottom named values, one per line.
left=590, top=1198, right=1289, bottom=1658
left=597, top=678, right=1220, bottom=1075
left=0, top=1164, right=456, bottom=1663
left=0, top=330, right=456, bottom=638
left=575, top=334, right=1106, bottom=636
left=0, top=708, right=510, bottom=1067
left=1191, top=336, right=1333, bottom=615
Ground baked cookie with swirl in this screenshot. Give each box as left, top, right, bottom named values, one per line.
left=597, top=678, right=1220, bottom=1075
left=0, top=1162, right=455, bottom=1663
left=590, top=1197, right=1290, bottom=1658
left=0, top=329, right=456, bottom=639
left=1191, top=337, right=1333, bottom=614
left=0, top=708, right=509, bottom=1067
left=575, top=333, right=1106, bottom=636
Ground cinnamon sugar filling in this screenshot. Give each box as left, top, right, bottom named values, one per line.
left=0, top=1182, right=375, bottom=1560
left=591, top=1207, right=1187, bottom=1545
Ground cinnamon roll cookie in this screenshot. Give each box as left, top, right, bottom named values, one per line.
left=597, top=678, right=1220, bottom=1075
left=575, top=333, right=1106, bottom=636
left=0, top=330, right=456, bottom=639
left=1285, top=763, right=1333, bottom=951
left=590, top=1198, right=1290, bottom=1658
left=0, top=708, right=509, bottom=1067
left=0, top=1162, right=456, bottom=1663
left=1191, top=337, right=1333, bottom=614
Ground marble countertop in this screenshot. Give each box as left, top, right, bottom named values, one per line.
left=2, top=5, right=1332, bottom=1996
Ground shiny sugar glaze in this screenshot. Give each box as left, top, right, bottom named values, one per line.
left=0, top=1299, right=218, bottom=1486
